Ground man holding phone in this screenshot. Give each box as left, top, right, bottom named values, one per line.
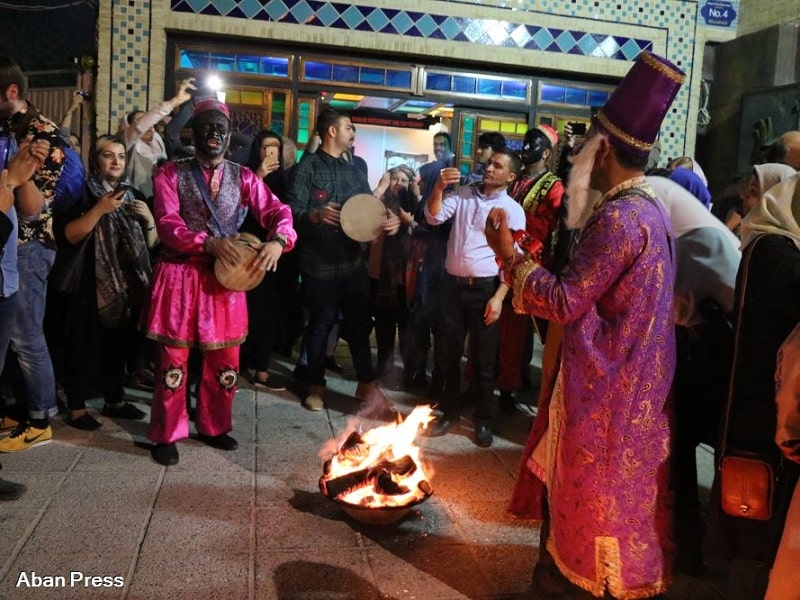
left=0, top=136, right=53, bottom=494
left=423, top=149, right=526, bottom=447
left=0, top=56, right=65, bottom=453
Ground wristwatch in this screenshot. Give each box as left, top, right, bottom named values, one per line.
left=269, top=233, right=287, bottom=248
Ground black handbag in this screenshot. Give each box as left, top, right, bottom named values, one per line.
left=48, top=233, right=93, bottom=296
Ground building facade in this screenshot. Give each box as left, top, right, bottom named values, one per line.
left=95, top=0, right=740, bottom=167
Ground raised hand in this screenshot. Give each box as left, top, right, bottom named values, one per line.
left=484, top=207, right=515, bottom=260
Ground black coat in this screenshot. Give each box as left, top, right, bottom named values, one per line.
left=720, top=233, right=800, bottom=564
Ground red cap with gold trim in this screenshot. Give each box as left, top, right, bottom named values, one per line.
left=193, top=99, right=230, bottom=120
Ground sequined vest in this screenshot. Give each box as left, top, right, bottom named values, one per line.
left=175, top=159, right=246, bottom=237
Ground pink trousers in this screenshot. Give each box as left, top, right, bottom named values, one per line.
left=148, top=344, right=239, bottom=444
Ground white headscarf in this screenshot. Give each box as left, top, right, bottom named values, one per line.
left=741, top=173, right=800, bottom=251
left=753, top=163, right=796, bottom=198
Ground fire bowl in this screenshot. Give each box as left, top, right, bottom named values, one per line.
left=328, top=492, right=432, bottom=526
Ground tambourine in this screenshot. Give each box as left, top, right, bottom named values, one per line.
left=213, top=232, right=266, bottom=291
left=340, top=194, right=388, bottom=242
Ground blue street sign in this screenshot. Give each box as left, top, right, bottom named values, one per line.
left=701, top=1, right=738, bottom=28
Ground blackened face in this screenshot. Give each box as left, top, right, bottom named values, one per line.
left=192, top=111, right=231, bottom=159
left=520, top=131, right=548, bottom=165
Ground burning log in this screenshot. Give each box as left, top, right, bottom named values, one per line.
left=319, top=405, right=435, bottom=518
left=320, top=455, right=417, bottom=500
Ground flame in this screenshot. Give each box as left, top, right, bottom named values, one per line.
left=322, top=405, right=435, bottom=508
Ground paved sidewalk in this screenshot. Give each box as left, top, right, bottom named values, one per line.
left=0, top=349, right=729, bottom=599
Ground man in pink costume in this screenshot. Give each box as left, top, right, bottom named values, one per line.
left=145, top=99, right=296, bottom=466
left=486, top=51, right=684, bottom=599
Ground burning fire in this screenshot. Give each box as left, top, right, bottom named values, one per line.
left=320, top=405, right=435, bottom=508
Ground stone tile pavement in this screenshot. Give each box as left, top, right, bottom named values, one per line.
left=0, top=348, right=730, bottom=599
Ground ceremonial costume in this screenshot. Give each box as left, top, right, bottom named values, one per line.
left=498, top=127, right=566, bottom=396
left=146, top=101, right=295, bottom=451
left=509, top=180, right=676, bottom=597
left=501, top=52, right=684, bottom=598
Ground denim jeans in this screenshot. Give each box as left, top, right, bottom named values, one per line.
left=300, top=269, right=375, bottom=386
left=9, top=241, right=58, bottom=420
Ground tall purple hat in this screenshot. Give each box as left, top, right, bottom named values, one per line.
left=593, top=51, right=685, bottom=159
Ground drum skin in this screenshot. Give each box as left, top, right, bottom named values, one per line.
left=213, top=232, right=266, bottom=291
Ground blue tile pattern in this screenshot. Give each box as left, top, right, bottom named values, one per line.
left=109, top=0, right=152, bottom=127
left=170, top=0, right=653, bottom=60
left=103, top=0, right=706, bottom=162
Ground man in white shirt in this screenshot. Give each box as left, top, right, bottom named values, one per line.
left=424, top=148, right=525, bottom=447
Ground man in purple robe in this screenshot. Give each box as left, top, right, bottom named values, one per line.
left=486, top=51, right=684, bottom=599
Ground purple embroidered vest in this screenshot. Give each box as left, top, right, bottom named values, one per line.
left=175, top=159, right=246, bottom=237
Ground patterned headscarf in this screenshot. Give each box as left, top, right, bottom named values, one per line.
left=87, top=135, right=152, bottom=327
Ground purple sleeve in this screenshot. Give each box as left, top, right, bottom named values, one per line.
left=515, top=203, right=642, bottom=323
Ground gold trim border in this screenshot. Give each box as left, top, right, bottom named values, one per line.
left=595, top=111, right=652, bottom=152
left=639, top=51, right=686, bottom=85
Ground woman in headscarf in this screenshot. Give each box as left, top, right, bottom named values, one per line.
left=368, top=165, right=420, bottom=381
left=669, top=165, right=712, bottom=209
left=239, top=130, right=298, bottom=390
left=53, top=134, right=158, bottom=430
left=712, top=173, right=800, bottom=599
left=668, top=155, right=708, bottom=186
left=723, top=163, right=796, bottom=238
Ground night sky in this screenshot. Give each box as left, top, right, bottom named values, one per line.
left=0, top=0, right=98, bottom=86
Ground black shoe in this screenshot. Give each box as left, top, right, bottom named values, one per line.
left=254, top=373, right=287, bottom=392
left=425, top=415, right=455, bottom=437
left=499, top=391, right=516, bottom=414
left=126, top=367, right=155, bottom=391
left=151, top=443, right=179, bottom=466
left=197, top=433, right=239, bottom=451
left=474, top=422, right=493, bottom=447
left=65, top=413, right=102, bottom=431
left=0, top=478, right=27, bottom=501
left=102, top=402, right=146, bottom=420
left=531, top=559, right=573, bottom=597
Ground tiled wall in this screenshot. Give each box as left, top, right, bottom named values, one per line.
left=97, top=0, right=739, bottom=162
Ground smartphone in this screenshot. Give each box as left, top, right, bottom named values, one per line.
left=569, top=122, right=587, bottom=135
left=0, top=132, right=9, bottom=172
left=113, top=182, right=131, bottom=196
left=265, top=145, right=280, bottom=163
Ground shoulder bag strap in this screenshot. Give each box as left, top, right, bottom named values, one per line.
left=718, top=234, right=764, bottom=460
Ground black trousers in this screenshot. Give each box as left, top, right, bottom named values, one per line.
left=436, top=274, right=500, bottom=423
